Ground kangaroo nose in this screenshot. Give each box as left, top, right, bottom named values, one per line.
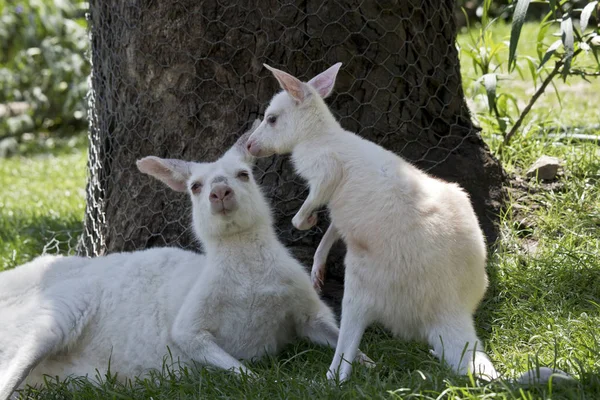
left=210, top=185, right=234, bottom=203
left=246, top=139, right=261, bottom=156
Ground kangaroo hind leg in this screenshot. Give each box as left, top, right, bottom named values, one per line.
left=427, top=314, right=499, bottom=381
left=0, top=294, right=93, bottom=400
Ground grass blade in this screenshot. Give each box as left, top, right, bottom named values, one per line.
left=550, top=79, right=563, bottom=108
left=580, top=1, right=598, bottom=33
left=482, top=0, right=492, bottom=27
left=509, top=0, right=532, bottom=72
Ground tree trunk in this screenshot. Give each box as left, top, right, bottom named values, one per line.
left=81, top=0, right=505, bottom=313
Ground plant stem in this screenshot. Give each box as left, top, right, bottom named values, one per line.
left=501, top=61, right=562, bottom=147
left=569, top=69, right=600, bottom=77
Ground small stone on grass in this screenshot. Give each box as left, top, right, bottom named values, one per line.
left=526, top=155, right=561, bottom=181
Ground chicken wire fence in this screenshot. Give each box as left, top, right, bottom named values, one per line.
left=41, top=1, right=484, bottom=268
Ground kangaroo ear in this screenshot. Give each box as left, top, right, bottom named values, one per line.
left=307, top=62, right=342, bottom=98
left=136, top=156, right=192, bottom=192
left=264, top=64, right=309, bottom=103
left=230, top=118, right=261, bottom=165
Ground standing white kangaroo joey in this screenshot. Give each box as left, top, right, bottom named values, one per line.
left=0, top=121, right=373, bottom=400
left=245, top=64, right=570, bottom=385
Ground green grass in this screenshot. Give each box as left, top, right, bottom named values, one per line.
left=2, top=21, right=600, bottom=400
left=0, top=135, right=87, bottom=270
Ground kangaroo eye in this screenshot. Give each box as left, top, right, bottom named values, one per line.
left=190, top=181, right=203, bottom=194
left=266, top=115, right=277, bottom=125
left=237, top=170, right=250, bottom=182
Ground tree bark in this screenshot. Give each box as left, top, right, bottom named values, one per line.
left=81, top=0, right=505, bottom=313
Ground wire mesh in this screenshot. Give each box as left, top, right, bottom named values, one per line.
left=39, top=1, right=503, bottom=293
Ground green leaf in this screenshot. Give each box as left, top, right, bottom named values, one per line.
left=549, top=0, right=558, bottom=16
left=524, top=56, right=538, bottom=83
left=514, top=61, right=526, bottom=79
left=509, top=0, right=532, bottom=72
left=460, top=7, right=476, bottom=44
left=561, top=16, right=574, bottom=78
left=580, top=1, right=598, bottom=33
left=482, top=0, right=492, bottom=28
left=482, top=73, right=498, bottom=114
left=536, top=21, right=552, bottom=61
left=499, top=92, right=521, bottom=115
left=590, top=34, right=600, bottom=67
left=538, top=39, right=563, bottom=70
left=498, top=117, right=508, bottom=133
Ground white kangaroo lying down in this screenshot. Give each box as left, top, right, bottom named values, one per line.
left=245, top=64, right=569, bottom=384
left=0, top=122, right=372, bottom=400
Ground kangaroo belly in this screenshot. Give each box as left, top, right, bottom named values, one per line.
left=343, top=242, right=487, bottom=342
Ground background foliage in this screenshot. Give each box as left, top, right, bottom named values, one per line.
left=459, top=0, right=600, bottom=147
left=0, top=0, right=89, bottom=144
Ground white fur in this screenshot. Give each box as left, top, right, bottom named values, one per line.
left=246, top=64, right=567, bottom=384
left=0, top=122, right=372, bottom=400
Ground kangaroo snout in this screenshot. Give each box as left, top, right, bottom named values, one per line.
left=210, top=184, right=237, bottom=215
left=246, top=138, right=275, bottom=158
left=246, top=139, right=260, bottom=156
left=210, top=185, right=233, bottom=202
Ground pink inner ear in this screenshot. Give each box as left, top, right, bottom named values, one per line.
left=310, top=75, right=333, bottom=97
left=137, top=157, right=189, bottom=193
left=136, top=158, right=162, bottom=177
left=268, top=68, right=305, bottom=102
left=308, top=62, right=342, bottom=98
